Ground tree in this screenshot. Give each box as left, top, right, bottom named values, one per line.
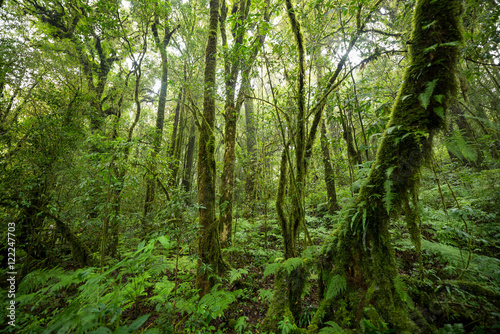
left=196, top=0, right=225, bottom=297
left=264, top=0, right=384, bottom=329
left=218, top=0, right=270, bottom=247
left=143, top=2, right=178, bottom=219
left=311, top=0, right=464, bottom=331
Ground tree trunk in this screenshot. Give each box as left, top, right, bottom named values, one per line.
left=197, top=0, right=225, bottom=297
left=244, top=93, right=257, bottom=208
left=144, top=17, right=176, bottom=217
left=320, top=119, right=340, bottom=214
left=313, top=0, right=463, bottom=332
left=182, top=120, right=197, bottom=196
left=218, top=0, right=269, bottom=247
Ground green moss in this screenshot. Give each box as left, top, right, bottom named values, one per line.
left=315, top=0, right=463, bottom=331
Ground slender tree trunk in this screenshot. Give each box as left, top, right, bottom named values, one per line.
left=197, top=0, right=225, bottom=297
left=245, top=93, right=257, bottom=207
left=144, top=18, right=176, bottom=217
left=320, top=119, right=340, bottom=214
left=182, top=121, right=197, bottom=195
left=339, top=101, right=362, bottom=167
left=312, top=1, right=463, bottom=332
left=264, top=0, right=383, bottom=329
left=219, top=0, right=269, bottom=247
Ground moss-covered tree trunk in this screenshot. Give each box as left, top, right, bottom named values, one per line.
left=313, top=0, right=463, bottom=332
left=320, top=119, right=340, bottom=214
left=196, top=0, right=225, bottom=297
left=219, top=0, right=269, bottom=247
left=244, top=92, right=257, bottom=211
left=182, top=120, right=197, bottom=196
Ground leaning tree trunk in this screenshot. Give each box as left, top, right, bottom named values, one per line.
left=196, top=0, right=225, bottom=297
left=312, top=0, right=463, bottom=332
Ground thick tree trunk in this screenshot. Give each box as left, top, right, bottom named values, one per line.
left=197, top=0, right=225, bottom=297
left=313, top=0, right=463, bottom=332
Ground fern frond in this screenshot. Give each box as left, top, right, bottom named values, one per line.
left=325, top=275, right=347, bottom=301
left=283, top=257, right=304, bottom=275
left=229, top=267, right=249, bottom=284
left=264, top=262, right=281, bottom=278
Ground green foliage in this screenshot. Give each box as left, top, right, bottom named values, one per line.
left=438, top=323, right=465, bottom=334
left=278, top=315, right=298, bottom=334
left=418, top=79, right=439, bottom=109
left=318, top=321, right=345, bottom=334
left=264, top=262, right=281, bottom=278
left=229, top=267, right=249, bottom=284
left=14, top=237, right=174, bottom=333
left=324, top=275, right=347, bottom=301
left=360, top=318, right=394, bottom=334
left=283, top=257, right=305, bottom=275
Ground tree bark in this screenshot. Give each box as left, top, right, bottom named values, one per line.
left=197, top=0, right=225, bottom=297
left=182, top=120, right=197, bottom=196
left=144, top=16, right=177, bottom=217
left=219, top=0, right=269, bottom=247
left=320, top=119, right=340, bottom=214
left=244, top=93, right=257, bottom=207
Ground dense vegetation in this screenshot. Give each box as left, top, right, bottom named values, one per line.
left=0, top=0, right=499, bottom=332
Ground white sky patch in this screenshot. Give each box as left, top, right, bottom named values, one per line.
left=122, top=0, right=131, bottom=9
left=153, top=79, right=161, bottom=93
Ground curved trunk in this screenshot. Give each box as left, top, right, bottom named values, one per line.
left=314, top=0, right=463, bottom=332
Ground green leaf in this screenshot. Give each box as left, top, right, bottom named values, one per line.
left=434, top=106, right=444, bottom=119
left=125, top=314, right=150, bottom=332
left=319, top=321, right=345, bottom=333
left=157, top=235, right=170, bottom=250
left=229, top=267, right=249, bottom=284
left=434, top=94, right=444, bottom=103
left=418, top=79, right=438, bottom=109
left=263, top=262, right=281, bottom=278
left=283, top=257, right=303, bottom=275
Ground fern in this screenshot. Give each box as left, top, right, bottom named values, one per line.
left=418, top=78, right=438, bottom=109
left=149, top=277, right=175, bottom=305
left=384, top=167, right=396, bottom=214
left=283, top=257, right=304, bottom=274
left=325, top=275, right=347, bottom=301
left=198, top=284, right=240, bottom=322
left=229, top=267, right=249, bottom=284
left=319, top=321, right=345, bottom=334
left=393, top=277, right=415, bottom=310
left=264, top=262, right=281, bottom=278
